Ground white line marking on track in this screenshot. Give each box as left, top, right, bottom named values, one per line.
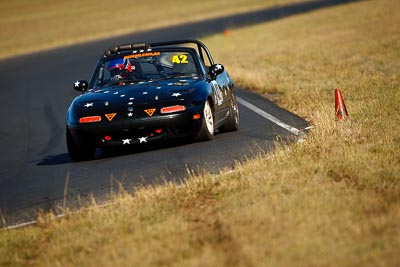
left=2, top=203, right=112, bottom=231
left=236, top=97, right=301, bottom=135
left=3, top=220, right=37, bottom=230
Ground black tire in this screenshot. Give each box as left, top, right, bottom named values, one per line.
left=220, top=95, right=240, bottom=132
left=66, top=127, right=95, bottom=161
left=195, top=100, right=214, bottom=141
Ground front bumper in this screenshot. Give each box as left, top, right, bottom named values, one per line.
left=67, top=110, right=203, bottom=147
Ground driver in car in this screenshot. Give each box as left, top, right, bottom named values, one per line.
left=107, top=58, right=135, bottom=81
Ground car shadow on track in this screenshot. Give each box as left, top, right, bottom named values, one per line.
left=36, top=153, right=72, bottom=165
left=36, top=138, right=195, bottom=166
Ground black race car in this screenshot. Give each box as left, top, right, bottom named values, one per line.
left=66, top=39, right=239, bottom=161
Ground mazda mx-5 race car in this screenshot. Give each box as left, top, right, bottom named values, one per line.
left=66, top=39, right=239, bottom=161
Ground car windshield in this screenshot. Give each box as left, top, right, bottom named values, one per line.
left=91, top=50, right=201, bottom=88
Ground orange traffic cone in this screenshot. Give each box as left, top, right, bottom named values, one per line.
left=335, top=88, right=348, bottom=120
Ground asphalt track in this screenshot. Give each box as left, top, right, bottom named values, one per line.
left=0, top=0, right=354, bottom=226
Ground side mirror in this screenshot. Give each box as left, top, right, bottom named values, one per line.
left=73, top=80, right=88, bottom=92
left=209, top=64, right=224, bottom=79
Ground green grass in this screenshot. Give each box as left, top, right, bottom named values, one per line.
left=1, top=0, right=400, bottom=266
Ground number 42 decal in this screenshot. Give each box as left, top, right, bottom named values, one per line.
left=172, top=54, right=188, bottom=64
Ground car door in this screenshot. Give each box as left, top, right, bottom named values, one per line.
left=213, top=71, right=232, bottom=125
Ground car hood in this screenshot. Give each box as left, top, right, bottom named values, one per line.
left=69, top=77, right=205, bottom=120
left=79, top=78, right=202, bottom=103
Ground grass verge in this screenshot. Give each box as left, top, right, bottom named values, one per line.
left=0, top=0, right=301, bottom=60
left=1, top=0, right=400, bottom=266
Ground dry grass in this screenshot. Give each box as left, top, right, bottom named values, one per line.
left=1, top=0, right=400, bottom=266
left=0, top=0, right=301, bottom=60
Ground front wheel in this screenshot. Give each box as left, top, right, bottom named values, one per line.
left=195, top=100, right=214, bottom=141
left=66, top=127, right=95, bottom=161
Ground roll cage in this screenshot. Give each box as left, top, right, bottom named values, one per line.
left=101, top=39, right=215, bottom=66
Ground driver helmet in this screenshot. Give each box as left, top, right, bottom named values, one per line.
left=107, top=58, right=133, bottom=77
left=107, top=58, right=125, bottom=78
